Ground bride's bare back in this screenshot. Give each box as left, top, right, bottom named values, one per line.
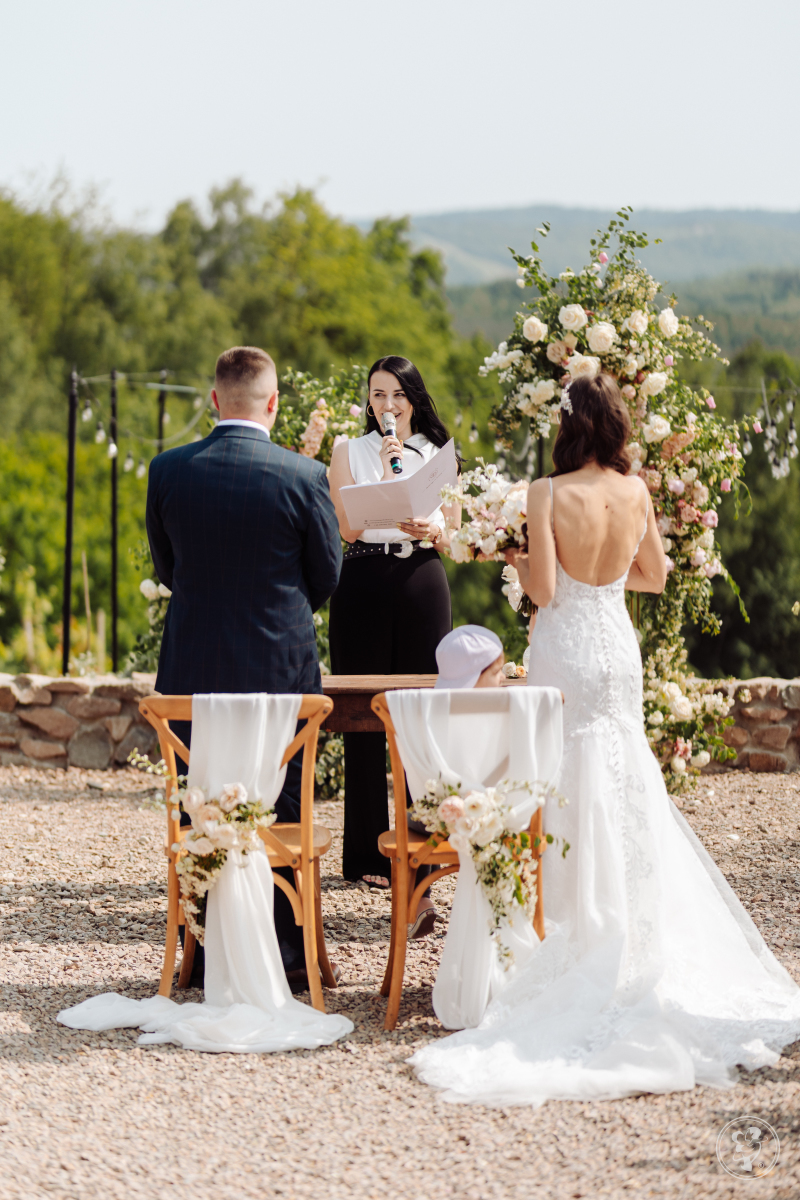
left=513, top=463, right=667, bottom=609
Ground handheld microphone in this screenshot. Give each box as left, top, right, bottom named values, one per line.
left=381, top=412, right=403, bottom=475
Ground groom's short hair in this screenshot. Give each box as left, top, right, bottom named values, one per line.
left=215, top=346, right=276, bottom=393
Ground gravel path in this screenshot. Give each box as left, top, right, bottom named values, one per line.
left=1, top=764, right=799, bottom=1199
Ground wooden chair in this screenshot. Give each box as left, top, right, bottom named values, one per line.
left=138, top=694, right=338, bottom=1013
left=371, top=690, right=547, bottom=1031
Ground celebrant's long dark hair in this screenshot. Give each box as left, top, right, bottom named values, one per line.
left=552, top=373, right=632, bottom=477
left=365, top=356, right=458, bottom=463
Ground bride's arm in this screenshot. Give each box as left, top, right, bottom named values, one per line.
left=328, top=441, right=364, bottom=544
left=626, top=493, right=668, bottom=593
left=505, top=478, right=557, bottom=608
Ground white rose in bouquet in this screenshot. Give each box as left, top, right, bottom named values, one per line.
left=624, top=310, right=649, bottom=335
left=186, top=835, right=215, bottom=857
left=218, top=782, right=248, bottom=813
left=139, top=578, right=159, bottom=601
left=690, top=750, right=711, bottom=768
left=566, top=353, right=601, bottom=381
left=670, top=755, right=687, bottom=774
left=517, top=379, right=556, bottom=415
left=522, top=315, right=548, bottom=343
left=463, top=792, right=490, bottom=820
left=642, top=415, right=671, bottom=444
left=182, top=786, right=206, bottom=816
left=559, top=304, right=588, bottom=332
left=546, top=340, right=569, bottom=363
left=212, top=823, right=242, bottom=852
left=586, top=322, right=618, bottom=354
left=640, top=372, right=668, bottom=398
left=658, top=307, right=680, bottom=337
left=473, top=811, right=506, bottom=848
left=670, top=695, right=694, bottom=720
left=623, top=356, right=639, bottom=378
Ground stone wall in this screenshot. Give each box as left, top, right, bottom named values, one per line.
left=4, top=671, right=800, bottom=774
left=0, top=673, right=159, bottom=770
left=708, top=678, right=800, bottom=774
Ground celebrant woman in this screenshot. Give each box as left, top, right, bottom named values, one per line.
left=328, top=355, right=460, bottom=936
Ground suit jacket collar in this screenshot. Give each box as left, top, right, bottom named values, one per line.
left=208, top=424, right=272, bottom=444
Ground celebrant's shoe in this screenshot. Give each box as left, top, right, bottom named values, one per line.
left=409, top=901, right=438, bottom=940
left=286, top=962, right=343, bottom=994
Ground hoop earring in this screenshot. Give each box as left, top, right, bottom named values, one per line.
left=366, top=404, right=375, bottom=417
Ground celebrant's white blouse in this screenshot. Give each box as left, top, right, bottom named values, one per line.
left=348, top=430, right=446, bottom=544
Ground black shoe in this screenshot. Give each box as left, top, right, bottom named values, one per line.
left=285, top=963, right=342, bottom=994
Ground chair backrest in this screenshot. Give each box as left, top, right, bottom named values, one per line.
left=139, top=694, right=333, bottom=864
left=372, top=687, right=563, bottom=861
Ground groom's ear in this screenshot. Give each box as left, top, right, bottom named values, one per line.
left=211, top=389, right=220, bottom=412
left=268, top=389, right=279, bottom=413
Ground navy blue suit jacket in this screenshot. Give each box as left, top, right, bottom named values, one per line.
left=146, top=425, right=342, bottom=697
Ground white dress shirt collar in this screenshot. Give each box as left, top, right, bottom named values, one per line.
left=216, top=418, right=270, bottom=439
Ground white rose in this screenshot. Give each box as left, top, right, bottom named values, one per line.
left=479, top=535, right=499, bottom=557
left=624, top=310, right=649, bottom=335
left=692, top=482, right=709, bottom=506
left=639, top=372, right=668, bottom=398
left=473, top=811, right=506, bottom=848
left=181, top=786, right=206, bottom=816
left=502, top=662, right=518, bottom=678
left=658, top=308, right=679, bottom=337
left=647, top=711, right=664, bottom=726
left=642, top=415, right=671, bottom=444
left=516, top=378, right=556, bottom=415
left=562, top=332, right=578, bottom=350
left=218, top=782, right=248, bottom=813
left=661, top=536, right=673, bottom=552
left=566, top=353, right=601, bottom=381
left=586, top=322, right=617, bottom=354
left=623, top=356, right=638, bottom=378
left=522, top=315, right=548, bottom=343
left=139, top=579, right=159, bottom=601
left=186, top=835, right=215, bottom=857
left=559, top=304, right=588, bottom=332
left=211, top=823, right=241, bottom=851
left=690, top=750, right=711, bottom=768
left=690, top=549, right=707, bottom=567
left=698, top=529, right=714, bottom=549
left=546, top=340, right=569, bottom=363
left=670, top=755, right=687, bottom=774
left=659, top=681, right=682, bottom=703
left=670, top=696, right=694, bottom=720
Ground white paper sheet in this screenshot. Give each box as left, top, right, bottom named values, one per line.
left=340, top=438, right=458, bottom=530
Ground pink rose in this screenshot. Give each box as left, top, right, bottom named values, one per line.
left=598, top=252, right=609, bottom=264
left=316, top=399, right=327, bottom=409
left=349, top=404, right=362, bottom=418
left=706, top=396, right=716, bottom=410
left=439, top=797, right=465, bottom=825
left=667, top=479, right=685, bottom=495
left=720, top=478, right=732, bottom=492
left=665, top=556, right=675, bottom=573
left=701, top=510, right=718, bottom=528
left=681, top=504, right=700, bottom=523
left=621, top=384, right=636, bottom=400
left=664, top=355, right=674, bottom=368
left=753, top=420, right=763, bottom=433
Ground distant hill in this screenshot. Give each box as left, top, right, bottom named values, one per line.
left=408, top=205, right=800, bottom=287
left=447, top=270, right=800, bottom=359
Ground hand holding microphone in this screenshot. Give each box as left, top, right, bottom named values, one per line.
left=381, top=412, right=403, bottom=475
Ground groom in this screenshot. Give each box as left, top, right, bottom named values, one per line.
left=146, top=345, right=342, bottom=989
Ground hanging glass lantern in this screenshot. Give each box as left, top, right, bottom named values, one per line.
left=81, top=401, right=93, bottom=422
left=135, top=459, right=147, bottom=480
left=123, top=450, right=134, bottom=472
left=95, top=420, right=106, bottom=444
left=107, top=441, right=118, bottom=459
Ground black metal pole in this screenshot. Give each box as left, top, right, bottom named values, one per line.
left=537, top=435, right=544, bottom=479
left=61, top=368, right=79, bottom=676
left=110, top=368, right=119, bottom=673
left=157, top=367, right=167, bottom=454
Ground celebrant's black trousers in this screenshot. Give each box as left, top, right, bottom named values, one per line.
left=329, top=548, right=451, bottom=882
left=174, top=726, right=306, bottom=977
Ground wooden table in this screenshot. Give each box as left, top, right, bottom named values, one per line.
left=320, top=674, right=525, bottom=733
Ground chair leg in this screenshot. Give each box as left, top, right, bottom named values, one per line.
left=314, top=858, right=338, bottom=988
left=177, top=925, right=197, bottom=989
left=380, top=859, right=398, bottom=998
left=158, top=861, right=180, bottom=998
left=298, top=868, right=325, bottom=1013
left=384, top=861, right=411, bottom=1031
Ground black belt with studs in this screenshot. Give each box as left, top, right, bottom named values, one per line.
left=342, top=540, right=424, bottom=560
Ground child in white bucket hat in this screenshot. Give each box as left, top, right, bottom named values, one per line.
left=434, top=624, right=505, bottom=690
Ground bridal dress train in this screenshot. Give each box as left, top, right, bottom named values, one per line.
left=410, top=555, right=800, bottom=1106
left=59, top=694, right=353, bottom=1053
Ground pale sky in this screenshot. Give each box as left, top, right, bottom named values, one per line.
left=3, top=0, right=799, bottom=228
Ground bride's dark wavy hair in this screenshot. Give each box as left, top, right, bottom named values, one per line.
left=551, top=373, right=632, bottom=477
left=365, top=356, right=458, bottom=464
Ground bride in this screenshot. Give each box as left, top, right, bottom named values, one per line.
left=410, top=372, right=800, bottom=1105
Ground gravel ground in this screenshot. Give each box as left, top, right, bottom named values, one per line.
left=0, top=764, right=799, bottom=1199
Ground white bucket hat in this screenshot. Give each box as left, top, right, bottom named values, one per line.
left=434, top=625, right=504, bottom=690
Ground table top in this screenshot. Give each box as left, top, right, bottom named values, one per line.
left=321, top=674, right=526, bottom=694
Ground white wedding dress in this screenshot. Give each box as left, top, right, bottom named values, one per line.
left=410, top=499, right=800, bottom=1105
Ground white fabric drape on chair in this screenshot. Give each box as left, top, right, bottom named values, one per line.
left=387, top=686, right=563, bottom=1030
left=59, top=694, right=353, bottom=1053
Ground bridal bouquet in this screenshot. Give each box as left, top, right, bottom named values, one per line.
left=172, top=782, right=277, bottom=943
left=410, top=777, right=564, bottom=964
left=441, top=461, right=534, bottom=618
